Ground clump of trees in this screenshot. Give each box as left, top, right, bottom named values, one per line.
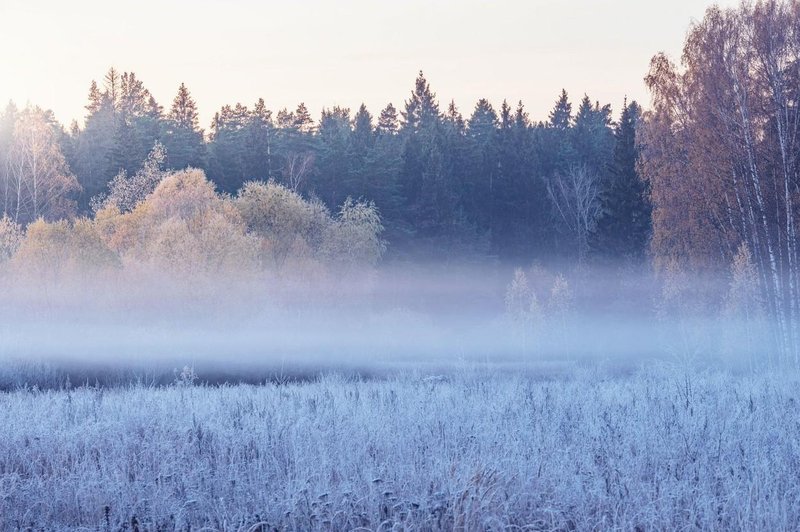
left=0, top=106, right=79, bottom=225
left=2, top=162, right=385, bottom=294
left=95, top=168, right=258, bottom=278
left=504, top=267, right=575, bottom=359
left=0, top=66, right=651, bottom=264
left=641, top=0, right=800, bottom=365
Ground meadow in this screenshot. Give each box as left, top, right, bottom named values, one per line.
left=1, top=366, right=798, bottom=531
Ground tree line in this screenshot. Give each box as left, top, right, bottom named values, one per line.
left=0, top=69, right=650, bottom=264
left=644, top=0, right=800, bottom=365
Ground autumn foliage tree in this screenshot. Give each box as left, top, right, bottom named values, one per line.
left=641, top=0, right=800, bottom=365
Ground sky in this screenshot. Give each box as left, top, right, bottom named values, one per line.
left=0, top=0, right=738, bottom=129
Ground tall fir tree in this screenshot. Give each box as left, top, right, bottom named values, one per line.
left=572, top=94, right=614, bottom=178
left=315, top=106, right=352, bottom=207
left=377, top=103, right=399, bottom=136
left=164, top=83, right=205, bottom=170
left=548, top=89, right=572, bottom=130
left=208, top=103, right=250, bottom=193
left=70, top=69, right=119, bottom=210
left=592, top=100, right=650, bottom=260
left=293, top=102, right=315, bottom=133
left=245, top=98, right=275, bottom=182
left=466, top=99, right=499, bottom=231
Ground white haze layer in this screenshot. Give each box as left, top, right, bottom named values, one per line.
left=0, top=261, right=765, bottom=385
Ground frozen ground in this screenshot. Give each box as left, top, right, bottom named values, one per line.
left=0, top=367, right=798, bottom=530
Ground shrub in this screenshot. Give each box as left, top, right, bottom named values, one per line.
left=98, top=169, right=259, bottom=277
left=323, top=198, right=385, bottom=267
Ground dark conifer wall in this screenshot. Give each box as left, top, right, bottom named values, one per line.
left=59, top=68, right=647, bottom=264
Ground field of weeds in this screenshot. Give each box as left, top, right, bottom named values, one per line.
left=0, top=368, right=798, bottom=530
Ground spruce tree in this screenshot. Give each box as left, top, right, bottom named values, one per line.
left=293, top=102, right=314, bottom=133
left=572, top=94, right=613, bottom=176
left=208, top=103, right=250, bottom=193
left=377, top=103, right=399, bottom=135
left=548, top=89, right=572, bottom=130
left=164, top=83, right=205, bottom=170
left=466, top=99, right=499, bottom=230
left=352, top=104, right=374, bottom=152
left=245, top=98, right=274, bottom=182
left=592, top=100, right=650, bottom=260
left=316, top=106, right=352, bottom=206
left=168, top=83, right=200, bottom=130
left=70, top=72, right=119, bottom=210
left=113, top=72, right=161, bottom=176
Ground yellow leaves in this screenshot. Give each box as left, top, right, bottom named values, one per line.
left=146, top=210, right=257, bottom=277
left=5, top=169, right=387, bottom=288
left=12, top=217, right=119, bottom=281
left=97, top=170, right=258, bottom=277
left=235, top=180, right=319, bottom=268
left=147, top=169, right=219, bottom=222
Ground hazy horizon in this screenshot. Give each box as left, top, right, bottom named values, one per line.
left=1, top=0, right=738, bottom=128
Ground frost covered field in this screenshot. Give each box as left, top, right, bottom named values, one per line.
left=1, top=367, right=799, bottom=531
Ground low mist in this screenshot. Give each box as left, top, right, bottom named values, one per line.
left=0, top=255, right=769, bottom=388
left=0, top=164, right=778, bottom=388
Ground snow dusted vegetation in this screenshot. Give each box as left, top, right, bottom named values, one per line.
left=1, top=367, right=798, bottom=530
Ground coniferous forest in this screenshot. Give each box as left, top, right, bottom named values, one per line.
left=0, top=70, right=649, bottom=264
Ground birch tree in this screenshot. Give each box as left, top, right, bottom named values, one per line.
left=642, top=0, right=800, bottom=366
left=2, top=107, right=79, bottom=225
left=547, top=164, right=600, bottom=262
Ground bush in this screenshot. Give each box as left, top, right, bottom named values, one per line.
left=323, top=198, right=385, bottom=267
left=235, top=180, right=323, bottom=267
left=97, top=169, right=258, bottom=277
left=12, top=218, right=119, bottom=280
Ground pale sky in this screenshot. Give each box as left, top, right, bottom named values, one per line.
left=0, top=0, right=738, bottom=129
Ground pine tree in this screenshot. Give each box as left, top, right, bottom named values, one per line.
left=514, top=100, right=529, bottom=129
left=246, top=98, right=274, bottom=182
left=572, top=94, right=613, bottom=176
left=86, top=81, right=104, bottom=115
left=592, top=100, right=650, bottom=260
left=103, top=68, right=120, bottom=109
left=168, top=83, right=200, bottom=130
left=293, top=102, right=314, bottom=133
left=208, top=103, right=250, bottom=193
left=352, top=104, right=374, bottom=152
left=377, top=103, right=399, bottom=135
left=548, top=89, right=572, bottom=130
left=466, top=99, right=499, bottom=230
left=164, top=83, right=205, bottom=170
left=276, top=108, right=294, bottom=129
